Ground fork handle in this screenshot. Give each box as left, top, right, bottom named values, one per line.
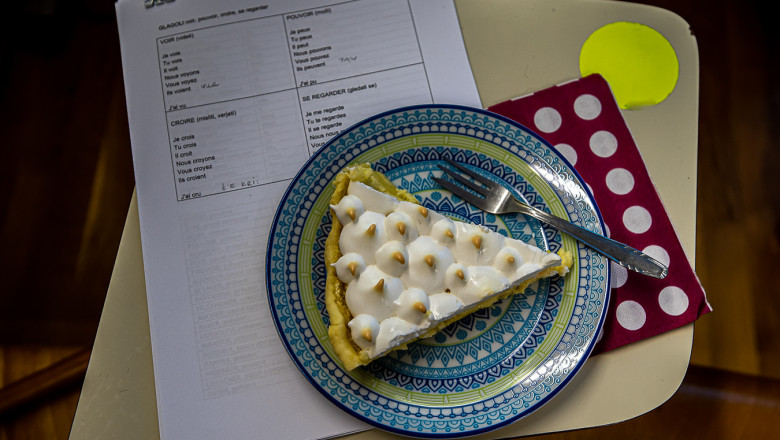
left=508, top=199, right=668, bottom=279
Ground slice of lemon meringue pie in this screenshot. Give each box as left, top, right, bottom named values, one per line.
left=325, top=164, right=572, bottom=371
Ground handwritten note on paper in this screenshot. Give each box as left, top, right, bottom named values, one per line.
left=116, top=0, right=480, bottom=438
left=156, top=0, right=455, bottom=201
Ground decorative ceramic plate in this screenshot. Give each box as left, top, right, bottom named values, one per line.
left=267, top=105, right=610, bottom=438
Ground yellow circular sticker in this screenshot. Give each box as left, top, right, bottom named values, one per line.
left=580, top=22, right=679, bottom=110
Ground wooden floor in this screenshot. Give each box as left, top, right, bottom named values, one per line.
left=1, top=0, right=778, bottom=438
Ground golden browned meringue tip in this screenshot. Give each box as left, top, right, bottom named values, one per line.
left=418, top=206, right=429, bottom=217
left=347, top=261, right=358, bottom=276
left=445, top=229, right=454, bottom=239
left=366, top=224, right=377, bottom=236
left=374, top=278, right=384, bottom=292
left=392, top=251, right=406, bottom=264
left=396, top=222, right=406, bottom=235
left=455, top=268, right=465, bottom=280
left=361, top=328, right=373, bottom=342
left=413, top=301, right=427, bottom=314
left=346, top=207, right=356, bottom=221
left=424, top=255, right=435, bottom=267
left=472, top=235, right=482, bottom=249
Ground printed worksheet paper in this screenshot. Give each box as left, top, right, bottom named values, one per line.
left=115, top=0, right=481, bottom=439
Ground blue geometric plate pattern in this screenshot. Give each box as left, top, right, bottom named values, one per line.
left=267, top=105, right=610, bottom=437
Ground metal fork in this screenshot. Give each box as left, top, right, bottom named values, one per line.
left=433, top=158, right=668, bottom=279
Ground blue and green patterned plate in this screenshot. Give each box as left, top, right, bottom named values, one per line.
left=267, top=105, right=610, bottom=437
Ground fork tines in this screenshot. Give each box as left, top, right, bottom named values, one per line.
left=433, top=158, right=492, bottom=203
left=441, top=158, right=494, bottom=187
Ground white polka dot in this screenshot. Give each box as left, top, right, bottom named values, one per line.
left=643, top=245, right=670, bottom=267
left=590, top=130, right=618, bottom=157
left=616, top=300, right=646, bottom=331
left=658, top=286, right=689, bottom=316
left=622, top=206, right=652, bottom=234
left=611, top=262, right=628, bottom=288
left=574, top=94, right=602, bottom=120
left=554, top=143, right=578, bottom=165
left=605, top=168, right=635, bottom=195
left=534, top=107, right=562, bottom=133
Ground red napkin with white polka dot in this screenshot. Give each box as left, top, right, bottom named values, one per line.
left=488, top=74, right=711, bottom=354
